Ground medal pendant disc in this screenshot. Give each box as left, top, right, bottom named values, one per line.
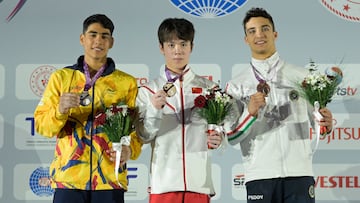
left=80, top=91, right=92, bottom=106
left=257, top=82, right=270, bottom=96
left=163, top=82, right=176, bottom=97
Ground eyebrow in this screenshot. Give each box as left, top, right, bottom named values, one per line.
left=166, top=40, right=189, bottom=43
left=87, top=30, right=111, bottom=36
left=246, top=25, right=271, bottom=31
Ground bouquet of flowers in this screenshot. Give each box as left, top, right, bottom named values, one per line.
left=194, top=87, right=232, bottom=125
left=95, top=101, right=137, bottom=185
left=96, top=102, right=136, bottom=143
left=297, top=64, right=343, bottom=135
left=194, top=87, right=233, bottom=148
left=300, top=67, right=342, bottom=109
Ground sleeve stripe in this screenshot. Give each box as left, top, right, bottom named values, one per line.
left=227, top=114, right=256, bottom=141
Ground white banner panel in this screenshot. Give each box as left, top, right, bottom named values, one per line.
left=124, top=163, right=149, bottom=200
left=0, top=166, right=3, bottom=198
left=116, top=64, right=149, bottom=87
left=314, top=64, right=359, bottom=103
left=14, top=113, right=56, bottom=150
left=212, top=164, right=221, bottom=200
left=0, top=65, right=4, bottom=99
left=14, top=164, right=53, bottom=200
left=0, top=115, right=3, bottom=149
left=315, top=113, right=360, bottom=150
left=13, top=163, right=149, bottom=200
left=231, top=163, right=247, bottom=200
left=190, top=64, right=222, bottom=85
left=15, top=64, right=60, bottom=100
left=314, top=163, right=360, bottom=201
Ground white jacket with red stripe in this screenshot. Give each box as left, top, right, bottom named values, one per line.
left=136, top=65, right=240, bottom=195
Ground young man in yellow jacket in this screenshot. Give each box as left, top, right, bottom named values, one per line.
left=34, top=14, right=142, bottom=203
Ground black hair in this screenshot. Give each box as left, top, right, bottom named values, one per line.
left=83, top=14, right=114, bottom=35
left=242, top=7, right=275, bottom=34
left=157, top=18, right=195, bottom=46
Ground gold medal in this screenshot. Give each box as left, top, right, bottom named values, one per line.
left=257, top=82, right=270, bottom=96
left=163, top=82, right=176, bottom=97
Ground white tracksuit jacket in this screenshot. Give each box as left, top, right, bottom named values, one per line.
left=225, top=52, right=317, bottom=184
left=136, top=65, right=241, bottom=196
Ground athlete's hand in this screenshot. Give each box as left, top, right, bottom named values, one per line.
left=248, top=92, right=266, bottom=117
left=107, top=145, right=132, bottom=167
left=319, top=108, right=333, bottom=134
left=151, top=90, right=167, bottom=109
left=59, top=93, right=80, bottom=114
left=207, top=129, right=223, bottom=149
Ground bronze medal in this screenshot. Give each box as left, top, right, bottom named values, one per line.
left=163, top=82, right=176, bottom=97
left=257, top=82, right=270, bottom=96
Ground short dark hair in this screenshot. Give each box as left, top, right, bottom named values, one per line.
left=157, top=18, right=195, bottom=46
left=83, top=14, right=114, bottom=35
left=242, top=7, right=275, bottom=34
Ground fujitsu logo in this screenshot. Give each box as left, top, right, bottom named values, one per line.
left=310, top=119, right=360, bottom=144
left=315, top=176, right=360, bottom=188
left=310, top=127, right=360, bottom=144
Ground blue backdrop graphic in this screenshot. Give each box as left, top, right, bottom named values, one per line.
left=170, top=0, right=248, bottom=18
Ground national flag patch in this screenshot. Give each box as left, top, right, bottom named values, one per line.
left=192, top=87, right=202, bottom=94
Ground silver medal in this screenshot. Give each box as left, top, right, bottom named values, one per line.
left=80, top=91, right=92, bottom=106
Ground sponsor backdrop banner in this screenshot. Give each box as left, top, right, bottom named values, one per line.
left=0, top=0, right=359, bottom=202
left=0, top=65, right=4, bottom=99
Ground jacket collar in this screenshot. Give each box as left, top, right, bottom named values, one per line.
left=65, top=55, right=116, bottom=77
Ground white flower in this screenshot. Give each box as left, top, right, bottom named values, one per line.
left=205, top=89, right=211, bottom=96
left=119, top=105, right=128, bottom=117
left=214, top=91, right=231, bottom=104
left=105, top=108, right=113, bottom=117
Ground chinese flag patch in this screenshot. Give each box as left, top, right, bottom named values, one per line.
left=192, top=87, right=202, bottom=94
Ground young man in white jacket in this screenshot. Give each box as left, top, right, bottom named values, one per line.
left=136, top=18, right=241, bottom=203
left=225, top=7, right=334, bottom=203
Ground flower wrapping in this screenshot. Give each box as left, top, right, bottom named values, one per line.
left=297, top=65, right=342, bottom=137
left=95, top=102, right=137, bottom=186
left=112, top=137, right=130, bottom=187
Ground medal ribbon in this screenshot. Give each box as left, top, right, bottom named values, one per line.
left=165, top=66, right=189, bottom=82
left=83, top=61, right=106, bottom=91
left=250, top=59, right=280, bottom=83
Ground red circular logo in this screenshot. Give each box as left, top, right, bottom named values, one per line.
left=320, top=0, right=360, bottom=22
left=30, top=65, right=57, bottom=97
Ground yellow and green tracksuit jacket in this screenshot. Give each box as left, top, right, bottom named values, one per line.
left=34, top=56, right=142, bottom=190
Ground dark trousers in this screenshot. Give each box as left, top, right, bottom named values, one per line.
left=53, top=188, right=125, bottom=203
left=246, top=176, right=315, bottom=203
